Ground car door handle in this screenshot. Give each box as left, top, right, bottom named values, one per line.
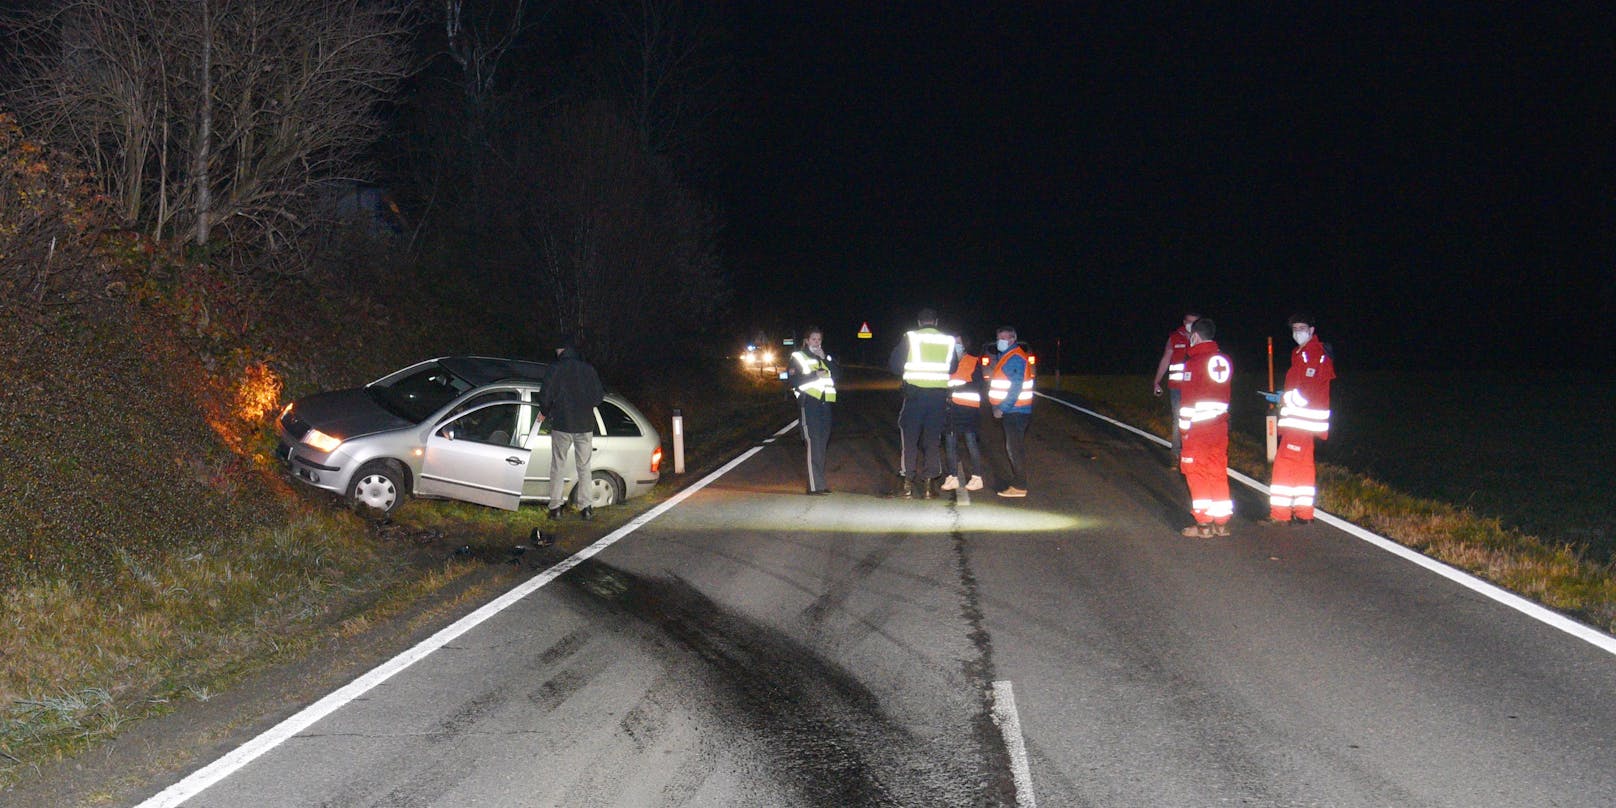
left=506, top=456, right=523, bottom=465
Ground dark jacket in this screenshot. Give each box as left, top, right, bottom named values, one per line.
left=538, top=347, right=604, bottom=434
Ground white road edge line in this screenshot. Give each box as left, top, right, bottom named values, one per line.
left=1035, top=392, right=1616, bottom=657
left=991, top=680, right=1038, bottom=808
left=135, top=420, right=802, bottom=808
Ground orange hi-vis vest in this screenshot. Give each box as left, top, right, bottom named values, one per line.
left=988, top=346, right=1036, bottom=409
left=948, top=352, right=982, bottom=407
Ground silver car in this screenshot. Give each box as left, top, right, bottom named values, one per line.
left=275, top=356, right=662, bottom=516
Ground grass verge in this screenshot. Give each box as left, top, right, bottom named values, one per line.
left=0, top=363, right=794, bottom=791
left=1050, top=374, right=1616, bottom=634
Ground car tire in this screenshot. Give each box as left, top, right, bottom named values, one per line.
left=579, top=470, right=623, bottom=509
left=349, top=460, right=407, bottom=518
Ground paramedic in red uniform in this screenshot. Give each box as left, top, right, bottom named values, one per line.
left=1177, top=318, right=1233, bottom=538
left=1152, top=310, right=1200, bottom=466
left=1263, top=313, right=1335, bottom=525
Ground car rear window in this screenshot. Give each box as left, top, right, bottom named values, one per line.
left=597, top=401, right=642, bottom=437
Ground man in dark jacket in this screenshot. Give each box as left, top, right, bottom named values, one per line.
left=538, top=333, right=605, bottom=519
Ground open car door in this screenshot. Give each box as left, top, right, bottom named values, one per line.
left=417, top=401, right=531, bottom=510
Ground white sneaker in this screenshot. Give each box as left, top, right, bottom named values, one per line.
left=940, top=475, right=960, bottom=491
left=965, top=475, right=984, bottom=491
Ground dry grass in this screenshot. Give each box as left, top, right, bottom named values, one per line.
left=1052, top=374, right=1616, bottom=634
left=0, top=510, right=412, bottom=778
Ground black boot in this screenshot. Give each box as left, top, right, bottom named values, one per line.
left=547, top=505, right=564, bottom=520
left=580, top=505, right=594, bottom=521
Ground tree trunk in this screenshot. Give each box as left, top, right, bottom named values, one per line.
left=192, top=0, right=213, bottom=245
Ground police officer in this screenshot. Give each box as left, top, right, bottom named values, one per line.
left=888, top=308, right=957, bottom=498
left=787, top=326, right=839, bottom=495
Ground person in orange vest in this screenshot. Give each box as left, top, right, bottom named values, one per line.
left=1259, top=313, right=1335, bottom=525
left=985, top=325, right=1035, bottom=498
left=941, top=335, right=986, bottom=493
left=1152, top=310, right=1201, bottom=467
left=1177, top=318, right=1233, bottom=537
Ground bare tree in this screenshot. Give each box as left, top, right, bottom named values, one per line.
left=442, top=0, right=547, bottom=147
left=3, top=0, right=412, bottom=262
left=603, top=0, right=724, bottom=163
left=520, top=101, right=725, bottom=372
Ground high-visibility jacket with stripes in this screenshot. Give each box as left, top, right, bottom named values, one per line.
left=1165, top=326, right=1192, bottom=389
left=1276, top=336, right=1334, bottom=438
left=948, top=351, right=983, bottom=408
left=898, top=328, right=956, bottom=388
left=788, top=351, right=837, bottom=402
left=1176, top=341, right=1231, bottom=432
left=987, top=345, right=1036, bottom=412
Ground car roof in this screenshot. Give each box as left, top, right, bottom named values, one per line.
left=436, top=355, right=550, bottom=385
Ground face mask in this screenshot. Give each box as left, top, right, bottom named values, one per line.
left=996, top=339, right=1012, bottom=352
left=1292, top=330, right=1310, bottom=346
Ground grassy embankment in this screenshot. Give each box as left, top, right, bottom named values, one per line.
left=1048, top=373, right=1616, bottom=634
left=0, top=300, right=793, bottom=788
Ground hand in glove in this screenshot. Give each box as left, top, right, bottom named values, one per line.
left=1257, top=390, right=1282, bottom=404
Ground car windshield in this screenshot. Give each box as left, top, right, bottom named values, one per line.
left=367, top=363, right=475, bottom=423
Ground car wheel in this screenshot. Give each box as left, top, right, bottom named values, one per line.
left=580, top=470, right=623, bottom=509
left=349, top=461, right=407, bottom=517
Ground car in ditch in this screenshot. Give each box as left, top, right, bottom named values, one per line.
left=275, top=356, right=662, bottom=517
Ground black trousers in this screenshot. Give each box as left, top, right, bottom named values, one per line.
left=799, top=395, right=833, bottom=492
left=898, top=389, right=947, bottom=481
left=993, top=411, right=1031, bottom=490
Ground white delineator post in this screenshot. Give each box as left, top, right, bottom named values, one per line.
left=672, top=409, right=685, bottom=474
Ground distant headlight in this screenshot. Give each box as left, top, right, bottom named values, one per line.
left=762, top=350, right=775, bottom=364
left=301, top=428, right=343, bottom=453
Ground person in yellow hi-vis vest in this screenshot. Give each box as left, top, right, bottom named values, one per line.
left=786, top=326, right=839, bottom=495
left=887, top=308, right=958, bottom=498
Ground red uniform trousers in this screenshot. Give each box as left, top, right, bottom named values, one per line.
left=1269, top=429, right=1317, bottom=520
left=1179, top=420, right=1231, bottom=526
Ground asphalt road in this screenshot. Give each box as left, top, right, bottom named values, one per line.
left=140, top=369, right=1616, bottom=808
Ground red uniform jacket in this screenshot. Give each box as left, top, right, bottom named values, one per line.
left=1164, top=326, right=1192, bottom=390
left=1278, top=336, right=1334, bottom=439
left=1177, top=341, right=1232, bottom=434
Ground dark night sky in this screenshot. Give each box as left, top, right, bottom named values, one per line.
left=714, top=2, right=1616, bottom=372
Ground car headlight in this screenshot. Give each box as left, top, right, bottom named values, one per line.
left=301, top=428, right=343, bottom=453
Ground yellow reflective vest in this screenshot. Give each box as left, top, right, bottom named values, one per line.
left=901, top=328, right=956, bottom=388
left=789, top=351, right=837, bottom=402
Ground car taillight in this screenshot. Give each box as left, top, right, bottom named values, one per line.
left=650, top=447, right=662, bottom=474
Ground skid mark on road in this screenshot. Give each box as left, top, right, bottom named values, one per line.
left=556, top=557, right=1003, bottom=806
left=800, top=536, right=906, bottom=626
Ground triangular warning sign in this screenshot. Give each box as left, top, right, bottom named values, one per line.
left=857, top=321, right=873, bottom=339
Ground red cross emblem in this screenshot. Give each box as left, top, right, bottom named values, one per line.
left=1208, top=356, right=1231, bottom=383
